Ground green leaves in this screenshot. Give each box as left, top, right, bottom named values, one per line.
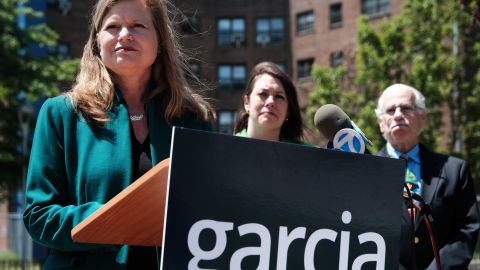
left=308, top=0, right=480, bottom=186
left=0, top=0, right=79, bottom=198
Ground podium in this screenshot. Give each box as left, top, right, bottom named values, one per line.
left=71, top=128, right=405, bottom=269
left=71, top=158, right=170, bottom=246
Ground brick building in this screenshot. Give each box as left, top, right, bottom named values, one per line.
left=44, top=0, right=405, bottom=133
left=45, top=0, right=291, bottom=134
left=289, top=0, right=404, bottom=107
left=174, top=0, right=291, bottom=133
left=45, top=0, right=97, bottom=58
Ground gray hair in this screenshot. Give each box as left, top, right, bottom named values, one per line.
left=375, top=83, right=426, bottom=117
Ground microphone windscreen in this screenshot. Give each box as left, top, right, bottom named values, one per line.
left=314, top=104, right=351, bottom=141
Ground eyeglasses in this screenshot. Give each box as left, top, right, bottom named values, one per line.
left=382, top=104, right=417, bottom=116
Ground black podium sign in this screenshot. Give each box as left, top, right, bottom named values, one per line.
left=160, top=128, right=405, bottom=270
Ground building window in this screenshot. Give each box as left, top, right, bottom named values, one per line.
left=217, top=18, right=245, bottom=47
left=180, top=13, right=200, bottom=35
left=256, top=17, right=284, bottom=45
left=218, top=64, right=246, bottom=90
left=296, top=11, right=314, bottom=35
left=297, top=58, right=314, bottom=79
left=218, top=111, right=237, bottom=134
left=362, top=0, right=390, bottom=17
left=47, top=0, right=72, bottom=14
left=330, top=3, right=343, bottom=28
left=330, top=51, right=344, bottom=67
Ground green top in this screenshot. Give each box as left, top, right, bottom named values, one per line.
left=23, top=94, right=211, bottom=269
left=235, top=129, right=315, bottom=147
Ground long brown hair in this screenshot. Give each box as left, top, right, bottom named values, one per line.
left=234, top=62, right=304, bottom=142
left=66, top=0, right=212, bottom=125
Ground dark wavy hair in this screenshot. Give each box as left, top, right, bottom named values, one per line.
left=234, top=62, right=304, bottom=142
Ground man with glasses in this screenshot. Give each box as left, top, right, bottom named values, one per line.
left=375, top=83, right=479, bottom=269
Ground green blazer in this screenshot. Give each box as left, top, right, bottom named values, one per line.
left=23, top=95, right=211, bottom=269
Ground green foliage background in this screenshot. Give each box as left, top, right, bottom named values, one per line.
left=0, top=0, right=78, bottom=199
left=307, top=0, right=480, bottom=189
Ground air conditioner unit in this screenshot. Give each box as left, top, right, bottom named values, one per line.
left=230, top=35, right=243, bottom=48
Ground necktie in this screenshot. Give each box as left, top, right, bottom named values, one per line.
left=399, top=154, right=420, bottom=220
left=399, top=154, right=421, bottom=195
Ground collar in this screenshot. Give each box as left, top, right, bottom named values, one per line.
left=386, top=142, right=420, bottom=163
left=236, top=129, right=249, bottom=137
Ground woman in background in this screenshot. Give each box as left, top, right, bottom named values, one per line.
left=234, top=61, right=308, bottom=145
left=23, top=0, right=213, bottom=269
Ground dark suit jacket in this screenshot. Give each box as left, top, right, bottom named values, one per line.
left=377, top=144, right=479, bottom=269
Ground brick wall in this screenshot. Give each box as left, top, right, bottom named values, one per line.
left=289, top=0, right=404, bottom=108
left=46, top=0, right=97, bottom=58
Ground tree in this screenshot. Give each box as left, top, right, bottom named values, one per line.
left=308, top=0, right=480, bottom=188
left=0, top=0, right=78, bottom=200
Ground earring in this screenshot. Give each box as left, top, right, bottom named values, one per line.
left=285, top=117, right=289, bottom=121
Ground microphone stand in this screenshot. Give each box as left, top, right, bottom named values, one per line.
left=403, top=186, right=442, bottom=270
left=403, top=187, right=417, bottom=269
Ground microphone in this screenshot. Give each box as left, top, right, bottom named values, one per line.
left=313, top=104, right=372, bottom=154
left=314, top=105, right=441, bottom=269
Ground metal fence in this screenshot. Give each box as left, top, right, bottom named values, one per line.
left=0, top=260, right=40, bottom=270
left=7, top=213, right=32, bottom=262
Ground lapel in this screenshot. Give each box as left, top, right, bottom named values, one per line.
left=378, top=144, right=441, bottom=206
left=147, top=97, right=172, bottom=165
left=419, top=144, right=441, bottom=206
left=377, top=145, right=443, bottom=230
left=146, top=95, right=209, bottom=166
left=415, top=144, right=445, bottom=229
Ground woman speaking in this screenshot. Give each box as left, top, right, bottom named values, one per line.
left=23, top=0, right=213, bottom=269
